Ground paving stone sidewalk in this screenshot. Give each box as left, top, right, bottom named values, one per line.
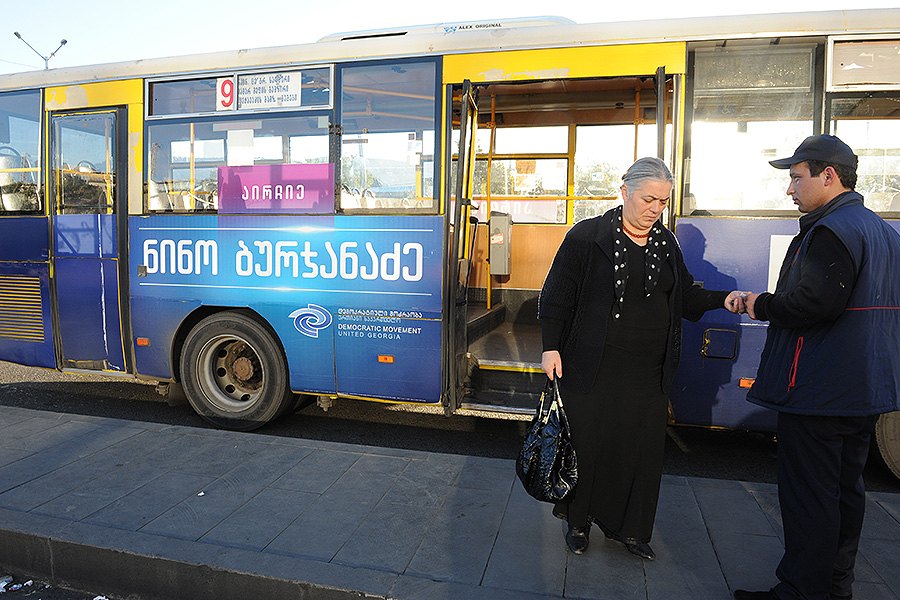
left=0, top=405, right=898, bottom=600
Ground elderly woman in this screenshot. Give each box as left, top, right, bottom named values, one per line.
left=539, top=157, right=743, bottom=559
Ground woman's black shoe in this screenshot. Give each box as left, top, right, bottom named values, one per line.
left=624, top=541, right=655, bottom=560
left=565, top=524, right=590, bottom=554
left=733, top=590, right=778, bottom=600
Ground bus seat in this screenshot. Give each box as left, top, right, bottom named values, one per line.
left=173, top=192, right=191, bottom=211
left=147, top=179, right=174, bottom=211
left=339, top=185, right=361, bottom=209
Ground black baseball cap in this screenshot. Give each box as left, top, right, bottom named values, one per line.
left=769, top=135, right=858, bottom=170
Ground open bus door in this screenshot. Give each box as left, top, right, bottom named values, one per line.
left=655, top=66, right=677, bottom=229
left=438, top=50, right=684, bottom=414
left=444, top=81, right=478, bottom=412
left=48, top=107, right=130, bottom=373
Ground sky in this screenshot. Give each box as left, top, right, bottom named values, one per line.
left=2, top=0, right=897, bottom=75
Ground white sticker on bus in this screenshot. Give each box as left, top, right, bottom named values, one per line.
left=768, top=234, right=794, bottom=293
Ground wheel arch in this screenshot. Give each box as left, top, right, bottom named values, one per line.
left=171, top=306, right=290, bottom=384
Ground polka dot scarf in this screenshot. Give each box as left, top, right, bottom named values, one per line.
left=612, top=206, right=670, bottom=320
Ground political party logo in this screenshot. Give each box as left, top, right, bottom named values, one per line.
left=289, top=304, right=333, bottom=338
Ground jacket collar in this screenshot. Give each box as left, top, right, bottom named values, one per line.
left=594, top=208, right=617, bottom=261
left=798, top=190, right=863, bottom=232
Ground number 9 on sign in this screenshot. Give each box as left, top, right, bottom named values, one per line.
left=217, top=77, right=236, bottom=111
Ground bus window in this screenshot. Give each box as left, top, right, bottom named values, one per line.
left=299, top=68, right=332, bottom=107
left=574, top=124, right=664, bottom=222
left=488, top=126, right=567, bottom=223
left=450, top=128, right=492, bottom=159
left=149, top=69, right=332, bottom=116
left=52, top=112, right=116, bottom=215
left=831, top=95, right=900, bottom=212
left=338, top=61, right=437, bottom=211
left=448, top=129, right=489, bottom=206
left=146, top=113, right=331, bottom=212
left=0, top=90, right=41, bottom=213
left=688, top=43, right=817, bottom=214
left=150, top=78, right=218, bottom=115
left=452, top=76, right=672, bottom=225
left=830, top=40, right=900, bottom=89
left=494, top=126, right=567, bottom=154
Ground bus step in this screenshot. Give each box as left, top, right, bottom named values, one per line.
left=466, top=303, right=507, bottom=344
left=466, top=361, right=543, bottom=411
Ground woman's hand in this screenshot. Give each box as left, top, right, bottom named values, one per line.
left=724, top=290, right=747, bottom=314
left=541, top=350, right=562, bottom=380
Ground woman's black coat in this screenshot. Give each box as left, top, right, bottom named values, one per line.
left=538, top=210, right=726, bottom=395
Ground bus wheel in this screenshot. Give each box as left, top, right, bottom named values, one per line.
left=180, top=311, right=293, bottom=431
left=874, top=411, right=900, bottom=481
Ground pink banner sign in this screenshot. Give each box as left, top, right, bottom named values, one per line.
left=218, top=163, right=334, bottom=214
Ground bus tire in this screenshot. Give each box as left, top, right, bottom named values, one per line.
left=180, top=311, right=293, bottom=431
left=874, top=411, right=900, bottom=482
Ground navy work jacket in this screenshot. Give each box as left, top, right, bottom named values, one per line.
left=748, top=192, right=900, bottom=416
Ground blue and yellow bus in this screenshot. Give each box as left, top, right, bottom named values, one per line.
left=1, top=9, right=899, bottom=477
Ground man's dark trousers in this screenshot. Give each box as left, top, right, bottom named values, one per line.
left=773, top=411, right=878, bottom=600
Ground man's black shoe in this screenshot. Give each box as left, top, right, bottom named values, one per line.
left=734, top=590, right=778, bottom=600
left=624, top=541, right=655, bottom=560
left=564, top=524, right=590, bottom=554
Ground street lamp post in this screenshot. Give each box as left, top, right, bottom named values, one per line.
left=13, top=31, right=67, bottom=70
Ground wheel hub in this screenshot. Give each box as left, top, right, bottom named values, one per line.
left=230, top=356, right=254, bottom=382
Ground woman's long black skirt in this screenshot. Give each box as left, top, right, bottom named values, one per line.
left=554, top=341, right=668, bottom=544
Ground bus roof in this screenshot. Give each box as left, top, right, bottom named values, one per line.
left=316, top=16, right=577, bottom=42
left=1, top=8, right=898, bottom=91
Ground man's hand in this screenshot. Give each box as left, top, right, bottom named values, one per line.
left=745, top=292, right=760, bottom=320
left=541, top=350, right=562, bottom=380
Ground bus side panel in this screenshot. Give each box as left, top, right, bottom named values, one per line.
left=129, top=294, right=198, bottom=380
left=330, top=215, right=442, bottom=402
left=130, top=214, right=227, bottom=380
left=55, top=257, right=125, bottom=367
left=334, top=317, right=441, bottom=403
left=129, top=213, right=339, bottom=393
left=128, top=214, right=443, bottom=402
left=0, top=217, right=55, bottom=369
left=54, top=214, right=125, bottom=370
left=0, top=216, right=49, bottom=260
left=672, top=217, right=801, bottom=431
left=54, top=214, right=117, bottom=258
left=0, top=264, right=54, bottom=368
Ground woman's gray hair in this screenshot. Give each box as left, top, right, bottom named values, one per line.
left=622, top=157, right=673, bottom=190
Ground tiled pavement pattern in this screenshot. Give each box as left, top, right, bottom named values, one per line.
left=1, top=405, right=898, bottom=600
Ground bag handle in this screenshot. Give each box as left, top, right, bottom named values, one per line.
left=551, top=377, right=563, bottom=408
left=539, top=376, right=564, bottom=424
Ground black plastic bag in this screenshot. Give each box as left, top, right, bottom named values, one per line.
left=515, top=377, right=578, bottom=503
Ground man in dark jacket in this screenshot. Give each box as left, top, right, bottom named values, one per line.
left=734, top=135, right=900, bottom=600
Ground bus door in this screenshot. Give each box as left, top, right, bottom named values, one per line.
left=49, top=108, right=129, bottom=372
left=441, top=44, right=685, bottom=411
left=445, top=81, right=478, bottom=411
